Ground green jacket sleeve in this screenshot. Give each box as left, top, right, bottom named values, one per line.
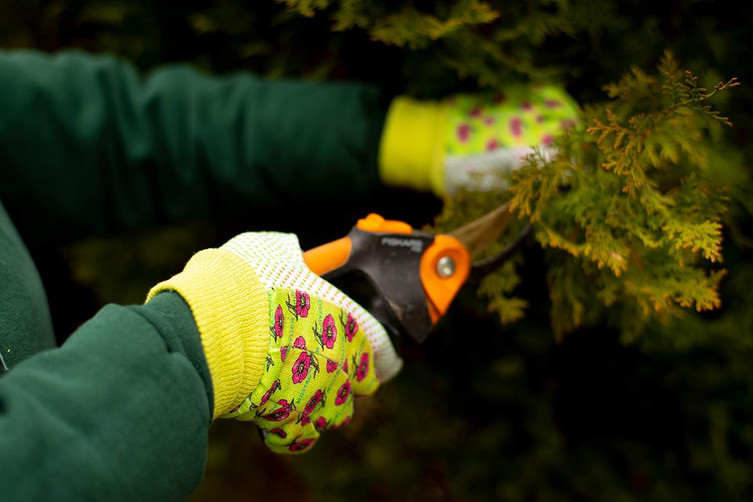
left=0, top=292, right=213, bottom=502
left=0, top=49, right=387, bottom=244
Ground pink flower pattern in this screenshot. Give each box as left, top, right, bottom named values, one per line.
left=303, top=389, right=324, bottom=416
left=286, top=291, right=310, bottom=320
left=261, top=399, right=295, bottom=422
left=259, top=379, right=281, bottom=407
left=341, top=312, right=358, bottom=342
left=486, top=139, right=500, bottom=151
left=294, top=291, right=310, bottom=318
left=314, top=315, right=337, bottom=350
left=356, top=353, right=370, bottom=382
left=292, top=352, right=314, bottom=384
left=510, top=117, right=522, bottom=137
left=313, top=417, right=327, bottom=430
left=457, top=123, right=471, bottom=143
left=289, top=438, right=315, bottom=452
left=335, top=380, right=351, bottom=406
left=262, top=295, right=381, bottom=444
left=271, top=305, right=284, bottom=339
left=323, top=315, right=337, bottom=348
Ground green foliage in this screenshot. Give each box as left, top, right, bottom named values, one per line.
left=274, top=0, right=580, bottom=89
left=282, top=0, right=502, bottom=45
left=504, top=53, right=739, bottom=338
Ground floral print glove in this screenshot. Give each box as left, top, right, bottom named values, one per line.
left=379, top=84, right=580, bottom=194
left=148, top=232, right=402, bottom=454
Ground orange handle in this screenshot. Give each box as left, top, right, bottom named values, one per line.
left=356, top=213, right=412, bottom=234
left=303, top=214, right=411, bottom=276
left=419, top=235, right=471, bottom=323
left=302, top=214, right=472, bottom=342
left=302, top=236, right=353, bottom=276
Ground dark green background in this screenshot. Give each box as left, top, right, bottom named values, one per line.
left=3, top=1, right=753, bottom=500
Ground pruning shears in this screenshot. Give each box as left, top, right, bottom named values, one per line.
left=302, top=202, right=531, bottom=344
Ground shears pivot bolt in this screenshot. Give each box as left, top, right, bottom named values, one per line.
left=436, top=256, right=456, bottom=278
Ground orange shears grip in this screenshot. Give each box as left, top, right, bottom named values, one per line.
left=302, top=214, right=411, bottom=276
left=419, top=235, right=471, bottom=323
left=302, top=236, right=353, bottom=276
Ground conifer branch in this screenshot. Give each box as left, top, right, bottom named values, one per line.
left=503, top=55, right=737, bottom=337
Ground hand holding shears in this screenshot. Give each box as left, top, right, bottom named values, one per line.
left=303, top=203, right=530, bottom=344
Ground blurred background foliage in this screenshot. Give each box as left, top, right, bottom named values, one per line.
left=3, top=0, right=753, bottom=500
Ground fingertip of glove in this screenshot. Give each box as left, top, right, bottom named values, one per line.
left=263, top=427, right=321, bottom=455
left=377, top=356, right=403, bottom=384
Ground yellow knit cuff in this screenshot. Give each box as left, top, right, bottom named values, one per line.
left=147, top=249, right=269, bottom=419
left=378, top=96, right=448, bottom=195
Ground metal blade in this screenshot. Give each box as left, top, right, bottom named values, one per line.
left=448, top=202, right=514, bottom=260
left=469, top=224, right=532, bottom=281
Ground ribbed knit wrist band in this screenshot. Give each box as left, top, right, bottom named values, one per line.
left=147, top=249, right=268, bottom=419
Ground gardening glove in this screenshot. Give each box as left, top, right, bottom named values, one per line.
left=378, top=84, right=579, bottom=194
left=148, top=232, right=402, bottom=453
